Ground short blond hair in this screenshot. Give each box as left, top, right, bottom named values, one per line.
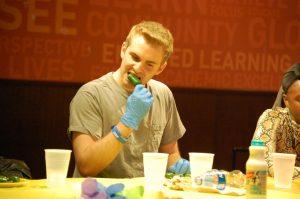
left=124, top=21, right=174, bottom=63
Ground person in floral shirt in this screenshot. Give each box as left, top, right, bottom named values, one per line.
left=253, top=62, right=300, bottom=178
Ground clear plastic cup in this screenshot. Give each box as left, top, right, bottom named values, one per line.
left=189, top=152, right=215, bottom=186
left=272, top=153, right=296, bottom=189
left=143, top=152, right=168, bottom=190
left=45, top=149, right=71, bottom=188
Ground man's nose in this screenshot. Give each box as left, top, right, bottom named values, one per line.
left=133, top=62, right=145, bottom=73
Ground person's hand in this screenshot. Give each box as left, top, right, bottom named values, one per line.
left=167, top=158, right=190, bottom=175
left=121, top=84, right=153, bottom=130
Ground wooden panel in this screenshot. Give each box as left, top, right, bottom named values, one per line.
left=175, top=88, right=275, bottom=171
left=213, top=91, right=275, bottom=171
left=0, top=80, right=276, bottom=178
left=0, top=80, right=79, bottom=178
left=174, top=89, right=217, bottom=154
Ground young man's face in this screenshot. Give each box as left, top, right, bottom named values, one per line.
left=284, top=80, right=300, bottom=123
left=118, top=35, right=167, bottom=91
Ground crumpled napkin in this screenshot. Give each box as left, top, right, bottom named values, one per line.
left=81, top=178, right=163, bottom=199
left=164, top=175, right=245, bottom=196
left=187, top=185, right=245, bottom=196
left=121, top=186, right=165, bottom=199
left=121, top=185, right=144, bottom=199
left=81, top=178, right=125, bottom=199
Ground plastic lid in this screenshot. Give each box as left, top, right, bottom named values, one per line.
left=251, top=139, right=265, bottom=146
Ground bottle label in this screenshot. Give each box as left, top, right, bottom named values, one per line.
left=246, top=170, right=267, bottom=195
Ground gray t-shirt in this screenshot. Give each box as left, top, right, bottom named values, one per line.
left=68, top=72, right=185, bottom=178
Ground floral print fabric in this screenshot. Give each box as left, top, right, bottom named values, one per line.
left=253, top=107, right=300, bottom=178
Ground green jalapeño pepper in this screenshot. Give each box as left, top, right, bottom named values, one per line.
left=128, top=73, right=141, bottom=86
left=0, top=175, right=20, bottom=183
left=9, top=176, right=20, bottom=182
left=0, top=176, right=9, bottom=182
left=165, top=172, right=175, bottom=179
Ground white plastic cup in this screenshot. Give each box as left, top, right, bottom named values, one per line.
left=143, top=152, right=168, bottom=190
left=272, top=153, right=296, bottom=189
left=189, top=152, right=215, bottom=186
left=45, top=149, right=72, bottom=188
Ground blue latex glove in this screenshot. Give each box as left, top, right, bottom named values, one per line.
left=167, top=158, right=190, bottom=175
left=121, top=84, right=153, bottom=130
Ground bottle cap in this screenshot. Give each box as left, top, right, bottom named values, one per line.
left=251, top=139, right=265, bottom=146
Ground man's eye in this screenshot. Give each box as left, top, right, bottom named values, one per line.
left=132, top=55, right=139, bottom=61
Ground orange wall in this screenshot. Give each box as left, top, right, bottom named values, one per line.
left=0, top=0, right=299, bottom=91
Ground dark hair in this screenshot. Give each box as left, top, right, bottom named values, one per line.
left=282, top=62, right=300, bottom=93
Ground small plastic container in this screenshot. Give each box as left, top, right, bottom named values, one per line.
left=245, top=139, right=267, bottom=199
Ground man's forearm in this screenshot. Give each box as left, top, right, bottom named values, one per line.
left=73, top=122, right=132, bottom=176
left=159, top=141, right=181, bottom=167
left=167, top=151, right=181, bottom=167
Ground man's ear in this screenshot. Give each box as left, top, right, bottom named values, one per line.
left=283, top=94, right=289, bottom=108
left=155, top=62, right=167, bottom=75
left=120, top=42, right=127, bottom=59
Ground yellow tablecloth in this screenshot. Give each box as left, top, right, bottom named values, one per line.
left=0, top=177, right=299, bottom=199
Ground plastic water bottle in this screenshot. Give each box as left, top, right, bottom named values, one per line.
left=193, top=169, right=245, bottom=190
left=225, top=169, right=246, bottom=188
left=246, top=139, right=267, bottom=198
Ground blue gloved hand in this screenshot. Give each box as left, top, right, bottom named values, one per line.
left=167, top=158, right=191, bottom=175
left=121, top=84, right=153, bottom=130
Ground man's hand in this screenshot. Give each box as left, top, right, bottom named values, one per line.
left=167, top=158, right=190, bottom=175
left=121, top=84, right=153, bottom=130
